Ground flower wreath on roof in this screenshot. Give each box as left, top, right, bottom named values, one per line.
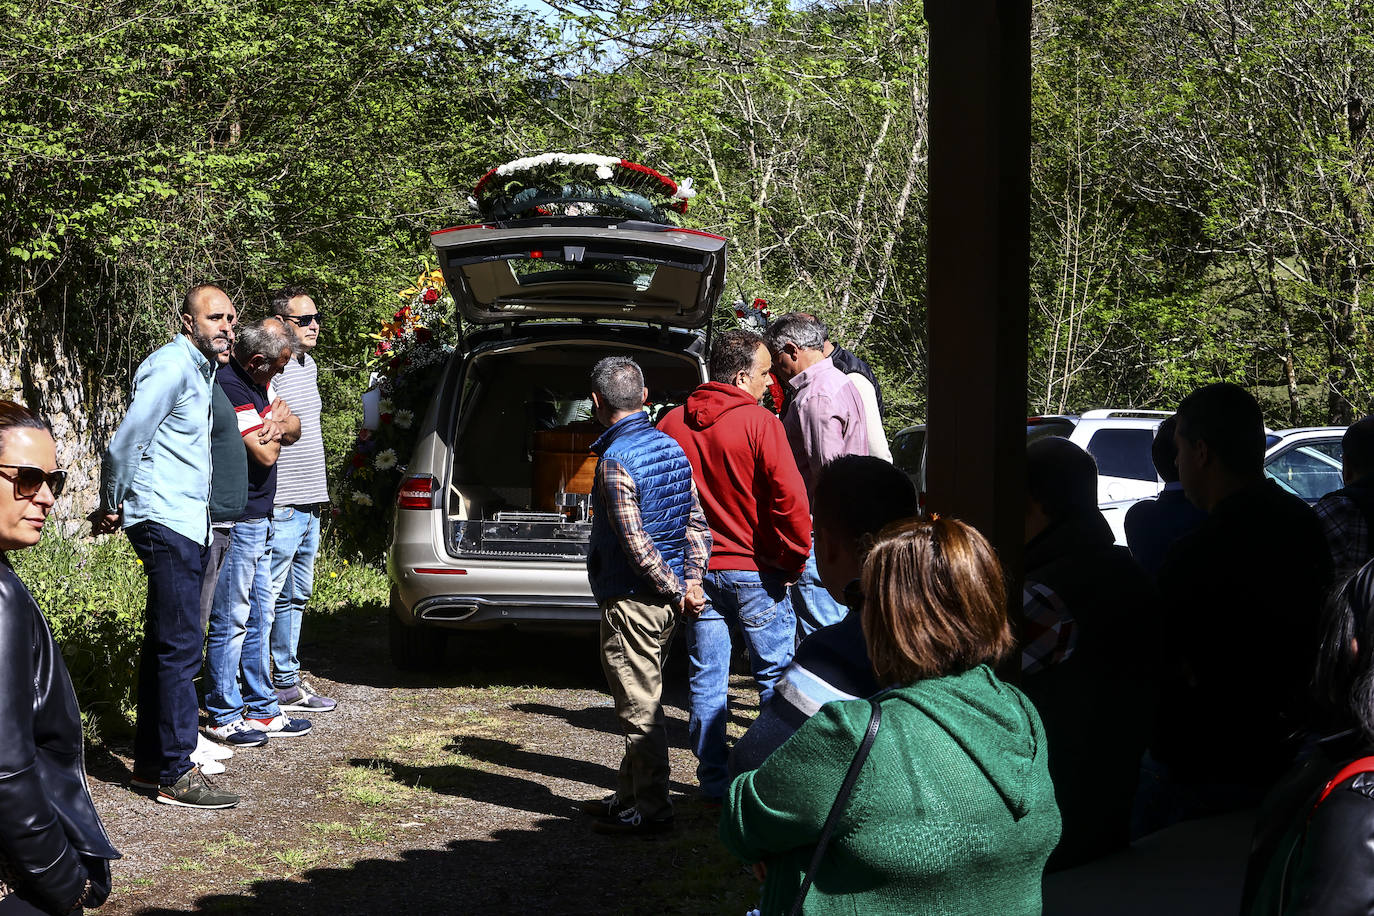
left=471, top=152, right=697, bottom=224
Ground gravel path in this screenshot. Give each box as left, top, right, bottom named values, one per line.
left=85, top=612, right=756, bottom=915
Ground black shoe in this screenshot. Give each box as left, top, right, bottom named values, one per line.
left=576, top=793, right=631, bottom=818
left=591, top=807, right=674, bottom=836
left=156, top=766, right=239, bottom=809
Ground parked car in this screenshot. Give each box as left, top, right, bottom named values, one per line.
left=385, top=216, right=724, bottom=669
left=895, top=415, right=1349, bottom=546
left=894, top=410, right=1173, bottom=541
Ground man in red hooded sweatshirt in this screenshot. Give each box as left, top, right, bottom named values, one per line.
left=659, top=328, right=812, bottom=803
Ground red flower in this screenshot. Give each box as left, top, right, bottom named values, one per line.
left=415, top=327, right=433, bottom=344
left=358, top=429, right=372, bottom=442
left=472, top=166, right=500, bottom=197
left=380, top=413, right=393, bottom=425
left=351, top=453, right=366, bottom=468
left=422, top=288, right=439, bottom=304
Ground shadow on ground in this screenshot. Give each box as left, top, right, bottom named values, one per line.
left=299, top=610, right=700, bottom=693
left=136, top=800, right=741, bottom=916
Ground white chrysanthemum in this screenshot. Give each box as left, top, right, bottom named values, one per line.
left=351, top=491, right=374, bottom=506
left=496, top=152, right=619, bottom=176
left=375, top=449, right=398, bottom=471
left=394, top=409, right=414, bottom=429
left=595, top=165, right=614, bottom=180
left=378, top=398, right=394, bottom=414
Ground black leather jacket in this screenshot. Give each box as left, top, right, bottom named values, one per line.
left=0, top=558, right=119, bottom=913
left=1242, top=733, right=1374, bottom=915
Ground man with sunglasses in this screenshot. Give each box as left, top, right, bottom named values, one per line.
left=93, top=283, right=241, bottom=809
left=264, top=286, right=338, bottom=714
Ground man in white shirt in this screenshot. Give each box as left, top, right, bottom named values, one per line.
left=265, top=286, right=338, bottom=713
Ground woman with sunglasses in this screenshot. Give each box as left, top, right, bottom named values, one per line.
left=721, top=517, right=1061, bottom=916
left=0, top=401, right=118, bottom=914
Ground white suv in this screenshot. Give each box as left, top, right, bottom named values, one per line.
left=385, top=216, right=723, bottom=669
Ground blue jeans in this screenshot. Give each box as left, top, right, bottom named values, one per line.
left=204, top=517, right=281, bottom=726
left=267, top=506, right=321, bottom=689
left=127, top=521, right=208, bottom=784
left=789, top=549, right=848, bottom=639
left=687, top=570, right=796, bottom=800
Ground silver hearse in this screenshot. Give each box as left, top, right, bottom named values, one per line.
left=386, top=217, right=724, bottom=669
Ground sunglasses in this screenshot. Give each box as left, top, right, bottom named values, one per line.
left=285, top=314, right=322, bottom=327
left=0, top=464, right=67, bottom=498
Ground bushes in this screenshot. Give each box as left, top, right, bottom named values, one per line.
left=9, top=529, right=389, bottom=737
left=308, top=537, right=389, bottom=614
left=10, top=532, right=146, bottom=737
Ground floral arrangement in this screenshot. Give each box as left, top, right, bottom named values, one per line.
left=733, top=296, right=786, bottom=414
left=472, top=152, right=697, bottom=224
left=335, top=268, right=455, bottom=560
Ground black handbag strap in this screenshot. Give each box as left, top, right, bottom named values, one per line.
left=787, top=697, right=883, bottom=916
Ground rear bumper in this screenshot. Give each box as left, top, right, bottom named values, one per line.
left=389, top=520, right=598, bottom=630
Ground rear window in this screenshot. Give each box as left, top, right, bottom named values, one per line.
left=1085, top=428, right=1158, bottom=482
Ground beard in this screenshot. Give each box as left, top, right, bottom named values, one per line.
left=190, top=325, right=232, bottom=360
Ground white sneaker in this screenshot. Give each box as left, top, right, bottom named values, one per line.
left=188, top=753, right=226, bottom=776
left=196, top=733, right=233, bottom=760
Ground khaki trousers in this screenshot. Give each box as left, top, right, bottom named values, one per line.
left=599, top=594, right=676, bottom=820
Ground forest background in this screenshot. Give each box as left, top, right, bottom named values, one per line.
left=4, top=0, right=1371, bottom=725
left=4, top=0, right=1374, bottom=521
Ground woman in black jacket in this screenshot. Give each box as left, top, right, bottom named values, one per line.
left=1241, top=557, right=1374, bottom=915
left=0, top=401, right=118, bottom=914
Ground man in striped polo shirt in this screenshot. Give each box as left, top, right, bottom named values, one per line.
left=266, top=286, right=338, bottom=713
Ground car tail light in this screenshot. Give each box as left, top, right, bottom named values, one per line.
left=397, top=475, right=438, bottom=509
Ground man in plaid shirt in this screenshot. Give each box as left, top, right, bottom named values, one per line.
left=1313, top=416, right=1374, bottom=585
left=578, top=356, right=710, bottom=837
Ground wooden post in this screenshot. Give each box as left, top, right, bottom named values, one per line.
left=923, top=0, right=1031, bottom=586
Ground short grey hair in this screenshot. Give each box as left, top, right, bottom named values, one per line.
left=234, top=317, right=297, bottom=364
left=764, top=312, right=825, bottom=353
left=591, top=356, right=646, bottom=412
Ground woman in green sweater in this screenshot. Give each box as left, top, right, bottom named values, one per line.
left=721, top=517, right=1061, bottom=915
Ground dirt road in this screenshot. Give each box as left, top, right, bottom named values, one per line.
left=86, top=609, right=757, bottom=915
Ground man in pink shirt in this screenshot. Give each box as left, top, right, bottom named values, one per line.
left=764, top=313, right=869, bottom=637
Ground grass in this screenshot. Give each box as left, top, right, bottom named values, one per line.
left=334, top=760, right=421, bottom=806
left=9, top=528, right=387, bottom=735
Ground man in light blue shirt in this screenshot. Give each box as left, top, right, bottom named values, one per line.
left=92, top=283, right=241, bottom=810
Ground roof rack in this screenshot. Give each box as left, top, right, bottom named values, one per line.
left=1079, top=409, right=1174, bottom=419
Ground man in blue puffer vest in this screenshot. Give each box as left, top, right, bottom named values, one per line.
left=578, top=356, right=711, bottom=837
